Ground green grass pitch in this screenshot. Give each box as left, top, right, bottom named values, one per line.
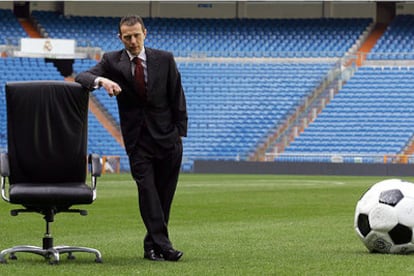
left=1, top=173, right=414, bottom=275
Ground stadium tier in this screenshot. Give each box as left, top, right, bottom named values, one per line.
left=31, top=11, right=371, bottom=57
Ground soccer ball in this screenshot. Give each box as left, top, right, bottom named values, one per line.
left=354, top=178, right=414, bottom=254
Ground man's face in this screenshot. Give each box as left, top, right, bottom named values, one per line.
left=119, top=22, right=147, bottom=56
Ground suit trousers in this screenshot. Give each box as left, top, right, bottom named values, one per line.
left=129, top=126, right=183, bottom=252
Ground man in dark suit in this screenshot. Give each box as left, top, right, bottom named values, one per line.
left=75, top=15, right=187, bottom=262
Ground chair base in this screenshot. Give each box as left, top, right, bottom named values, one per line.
left=0, top=245, right=102, bottom=264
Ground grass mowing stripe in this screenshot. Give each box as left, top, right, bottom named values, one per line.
left=1, top=174, right=414, bottom=275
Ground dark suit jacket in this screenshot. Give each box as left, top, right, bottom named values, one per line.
left=75, top=48, right=187, bottom=154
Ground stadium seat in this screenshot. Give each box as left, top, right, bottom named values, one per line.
left=0, top=9, right=28, bottom=45
left=368, top=14, right=414, bottom=60
left=179, top=61, right=334, bottom=161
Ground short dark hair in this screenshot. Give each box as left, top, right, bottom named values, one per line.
left=118, top=15, right=146, bottom=34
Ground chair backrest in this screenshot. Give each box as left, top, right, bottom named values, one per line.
left=6, top=81, right=89, bottom=184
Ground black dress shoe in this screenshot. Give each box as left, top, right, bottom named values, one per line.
left=161, top=249, right=183, bottom=261
left=144, top=249, right=164, bottom=261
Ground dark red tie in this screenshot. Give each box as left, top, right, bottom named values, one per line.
left=133, top=57, right=146, bottom=101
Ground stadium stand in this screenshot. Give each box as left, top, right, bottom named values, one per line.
left=10, top=8, right=414, bottom=171
left=277, top=66, right=414, bottom=163
left=62, top=13, right=371, bottom=170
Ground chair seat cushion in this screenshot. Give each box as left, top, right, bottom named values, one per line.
left=9, top=183, right=94, bottom=206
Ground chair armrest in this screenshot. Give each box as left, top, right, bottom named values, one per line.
left=0, top=152, right=10, bottom=177
left=0, top=152, right=10, bottom=202
left=89, top=153, right=102, bottom=177
left=88, top=153, right=102, bottom=201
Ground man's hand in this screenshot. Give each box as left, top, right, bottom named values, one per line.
left=99, top=77, right=122, bottom=97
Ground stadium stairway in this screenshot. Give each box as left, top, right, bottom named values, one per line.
left=401, top=133, right=414, bottom=162
left=18, top=18, right=42, bottom=38
left=356, top=23, right=387, bottom=66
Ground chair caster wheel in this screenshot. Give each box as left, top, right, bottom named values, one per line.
left=95, top=257, right=103, bottom=263
left=9, top=254, right=17, bottom=260
left=67, top=253, right=76, bottom=260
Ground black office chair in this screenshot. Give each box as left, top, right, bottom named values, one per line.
left=0, top=81, right=102, bottom=264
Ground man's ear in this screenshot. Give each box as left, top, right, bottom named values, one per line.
left=118, top=33, right=122, bottom=41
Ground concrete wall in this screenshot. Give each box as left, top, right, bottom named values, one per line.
left=154, top=1, right=237, bottom=18
left=4, top=1, right=414, bottom=20
left=194, top=161, right=414, bottom=176
left=397, top=2, right=414, bottom=15
left=63, top=1, right=150, bottom=17
left=0, top=2, right=12, bottom=10
left=30, top=1, right=62, bottom=12
left=324, top=1, right=376, bottom=19
left=59, top=1, right=377, bottom=19
left=240, top=1, right=323, bottom=19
